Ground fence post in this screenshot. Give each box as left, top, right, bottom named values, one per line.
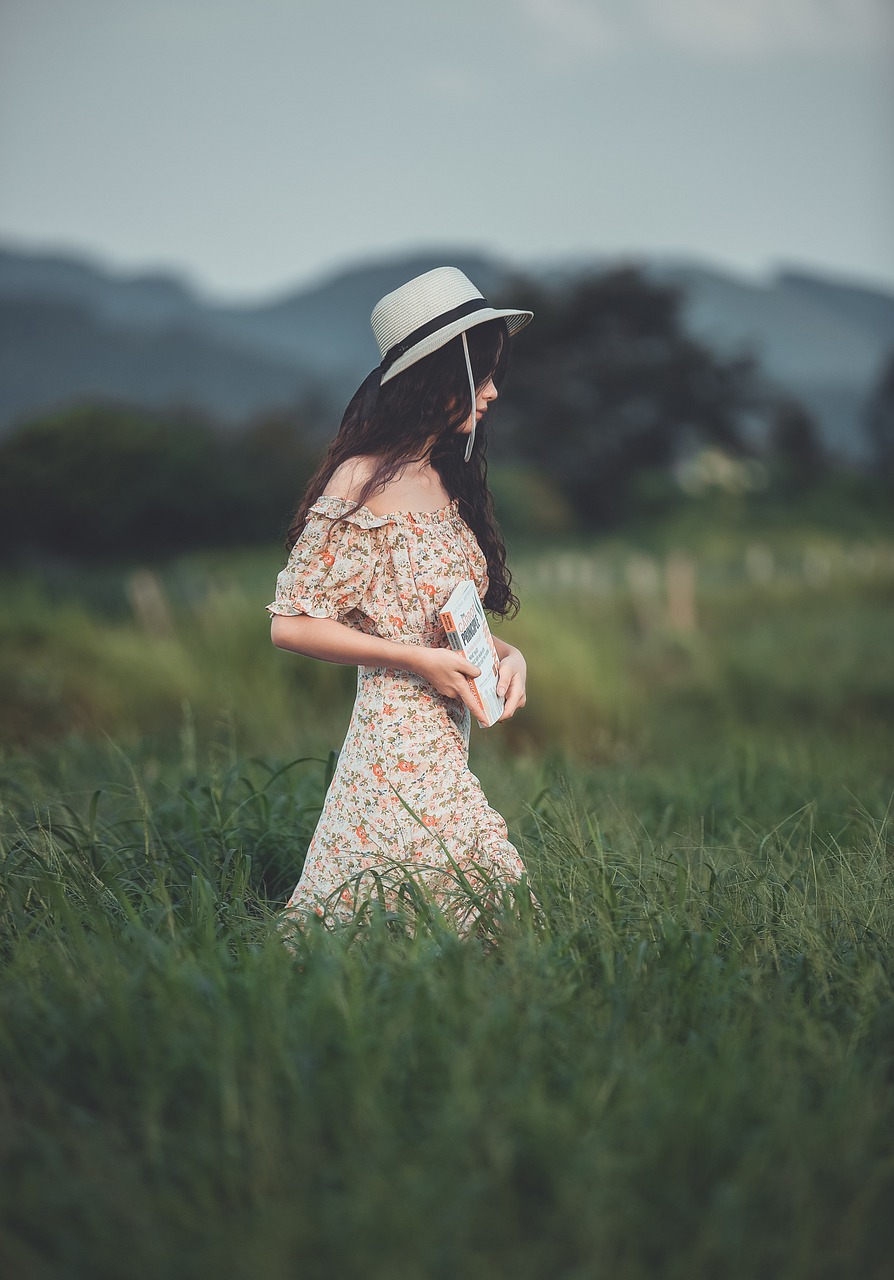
left=666, top=551, right=697, bottom=632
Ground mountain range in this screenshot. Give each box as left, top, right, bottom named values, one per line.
left=1, top=243, right=892, bottom=461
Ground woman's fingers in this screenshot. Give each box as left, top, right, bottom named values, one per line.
left=450, top=659, right=488, bottom=724
left=415, top=647, right=501, bottom=724
left=461, top=670, right=487, bottom=724
left=497, top=675, right=526, bottom=721
left=415, top=647, right=475, bottom=691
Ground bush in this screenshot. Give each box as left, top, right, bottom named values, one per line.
left=0, top=404, right=320, bottom=561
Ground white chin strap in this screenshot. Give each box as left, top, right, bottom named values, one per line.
left=462, top=330, right=476, bottom=463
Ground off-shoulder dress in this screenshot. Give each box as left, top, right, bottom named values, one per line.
left=266, top=494, right=528, bottom=929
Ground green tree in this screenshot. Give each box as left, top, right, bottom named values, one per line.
left=767, top=395, right=826, bottom=493
left=865, top=349, right=894, bottom=480
left=0, top=404, right=227, bottom=559
left=235, top=408, right=321, bottom=545
left=0, top=401, right=325, bottom=562
left=496, top=267, right=759, bottom=528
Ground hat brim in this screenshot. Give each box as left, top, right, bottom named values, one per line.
left=379, top=306, right=533, bottom=384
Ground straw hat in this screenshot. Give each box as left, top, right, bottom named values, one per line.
left=371, top=266, right=533, bottom=383
left=358, top=266, right=533, bottom=462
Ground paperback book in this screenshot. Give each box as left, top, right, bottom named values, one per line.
left=439, top=579, right=505, bottom=728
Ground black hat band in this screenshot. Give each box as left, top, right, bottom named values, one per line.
left=380, top=297, right=490, bottom=372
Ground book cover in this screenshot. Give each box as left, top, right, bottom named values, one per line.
left=439, top=579, right=505, bottom=728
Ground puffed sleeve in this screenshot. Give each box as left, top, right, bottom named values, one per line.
left=266, top=498, right=392, bottom=622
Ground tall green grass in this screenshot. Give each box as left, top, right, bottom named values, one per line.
left=1, top=522, right=893, bottom=1277
left=3, top=527, right=893, bottom=770
left=1, top=740, right=892, bottom=1278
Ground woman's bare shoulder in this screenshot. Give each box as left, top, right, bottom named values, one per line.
left=323, top=454, right=449, bottom=514
left=324, top=455, right=379, bottom=502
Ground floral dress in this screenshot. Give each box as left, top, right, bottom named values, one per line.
left=266, top=493, right=528, bottom=931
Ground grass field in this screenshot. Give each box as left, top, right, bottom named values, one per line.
left=1, top=513, right=893, bottom=1278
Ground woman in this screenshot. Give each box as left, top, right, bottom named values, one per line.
left=267, top=266, right=533, bottom=933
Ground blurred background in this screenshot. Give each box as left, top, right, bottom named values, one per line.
left=1, top=0, right=892, bottom=796
left=4, top=10, right=894, bottom=1271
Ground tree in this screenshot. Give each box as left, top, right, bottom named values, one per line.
left=865, top=349, right=894, bottom=479
left=495, top=267, right=759, bottom=528
left=0, top=404, right=228, bottom=559
left=767, top=395, right=826, bottom=493
left=235, top=407, right=321, bottom=543
left=0, top=402, right=321, bottom=561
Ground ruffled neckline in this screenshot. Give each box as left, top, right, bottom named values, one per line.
left=311, top=494, right=460, bottom=528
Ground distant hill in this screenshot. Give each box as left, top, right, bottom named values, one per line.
left=0, top=247, right=204, bottom=328
left=644, top=260, right=894, bottom=460
left=207, top=251, right=512, bottom=369
left=2, top=244, right=891, bottom=459
left=0, top=247, right=514, bottom=434
left=0, top=295, right=313, bottom=429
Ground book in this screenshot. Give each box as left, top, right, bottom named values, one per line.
left=439, top=579, right=505, bottom=728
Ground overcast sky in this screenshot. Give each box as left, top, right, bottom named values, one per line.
left=1, top=0, right=892, bottom=300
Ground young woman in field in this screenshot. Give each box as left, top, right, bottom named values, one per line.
left=266, top=266, right=533, bottom=932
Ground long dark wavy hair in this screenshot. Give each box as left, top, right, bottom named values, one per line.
left=286, top=317, right=519, bottom=618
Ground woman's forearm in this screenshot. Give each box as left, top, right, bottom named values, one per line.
left=492, top=635, right=519, bottom=661
left=270, top=613, right=428, bottom=675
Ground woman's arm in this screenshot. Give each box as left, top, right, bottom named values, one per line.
left=271, top=613, right=421, bottom=670
left=269, top=613, right=489, bottom=723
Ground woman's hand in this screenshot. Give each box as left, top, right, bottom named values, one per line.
left=412, top=646, right=489, bottom=725
left=412, top=644, right=527, bottom=727
left=495, top=648, right=527, bottom=722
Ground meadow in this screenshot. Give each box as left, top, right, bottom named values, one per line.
left=1, top=503, right=893, bottom=1278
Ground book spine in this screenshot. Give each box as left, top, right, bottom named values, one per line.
left=441, top=611, right=463, bottom=652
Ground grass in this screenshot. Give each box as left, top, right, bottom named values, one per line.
left=1, top=743, right=892, bottom=1278
left=1, top=512, right=893, bottom=1277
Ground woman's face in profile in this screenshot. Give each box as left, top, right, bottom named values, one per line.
left=455, top=375, right=499, bottom=435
